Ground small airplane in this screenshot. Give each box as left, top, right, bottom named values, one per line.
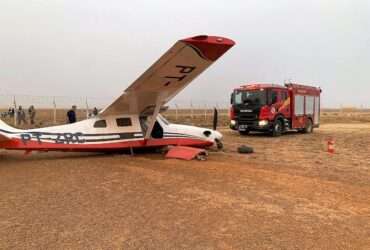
left=0, top=35, right=235, bottom=153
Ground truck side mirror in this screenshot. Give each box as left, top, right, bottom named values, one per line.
left=269, top=91, right=278, bottom=104
left=272, top=96, right=277, bottom=104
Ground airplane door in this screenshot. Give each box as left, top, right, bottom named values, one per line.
left=139, top=116, right=164, bottom=139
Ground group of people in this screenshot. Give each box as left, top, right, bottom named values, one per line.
left=19, top=105, right=36, bottom=125
left=5, top=105, right=37, bottom=125
left=2, top=105, right=99, bottom=126
left=0, top=108, right=14, bottom=118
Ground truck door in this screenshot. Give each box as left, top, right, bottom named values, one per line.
left=270, top=90, right=278, bottom=105
left=277, top=90, right=290, bottom=117
left=267, top=89, right=281, bottom=119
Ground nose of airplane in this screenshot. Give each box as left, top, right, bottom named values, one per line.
left=211, top=130, right=223, bottom=150
left=213, top=130, right=223, bottom=140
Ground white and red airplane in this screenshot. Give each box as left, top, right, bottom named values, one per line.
left=0, top=35, right=235, bottom=153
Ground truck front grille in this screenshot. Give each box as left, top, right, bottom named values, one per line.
left=238, top=113, right=258, bottom=125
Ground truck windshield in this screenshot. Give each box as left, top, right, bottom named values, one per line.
left=233, top=90, right=267, bottom=105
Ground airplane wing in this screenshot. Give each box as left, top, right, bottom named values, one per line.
left=100, top=35, right=235, bottom=116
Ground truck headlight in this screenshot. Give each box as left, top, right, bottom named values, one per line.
left=258, top=120, right=268, bottom=126
left=230, top=120, right=236, bottom=126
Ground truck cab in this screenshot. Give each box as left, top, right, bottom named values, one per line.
left=230, top=83, right=321, bottom=136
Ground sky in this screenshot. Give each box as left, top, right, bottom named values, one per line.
left=0, top=0, right=369, bottom=108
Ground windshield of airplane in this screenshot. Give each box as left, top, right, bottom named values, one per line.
left=158, top=114, right=170, bottom=125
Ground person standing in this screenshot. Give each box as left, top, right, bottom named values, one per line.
left=67, top=105, right=77, bottom=123
left=17, top=106, right=27, bottom=125
left=92, top=107, right=99, bottom=116
left=28, top=105, right=36, bottom=125
left=8, top=108, right=15, bottom=118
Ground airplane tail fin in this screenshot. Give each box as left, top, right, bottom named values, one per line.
left=0, top=119, right=19, bottom=142
left=0, top=134, right=10, bottom=142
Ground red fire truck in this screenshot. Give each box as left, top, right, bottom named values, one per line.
left=229, top=83, right=321, bottom=136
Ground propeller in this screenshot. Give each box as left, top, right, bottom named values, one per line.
left=212, top=107, right=218, bottom=131
left=212, top=107, right=223, bottom=150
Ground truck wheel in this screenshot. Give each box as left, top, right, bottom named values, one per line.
left=230, top=125, right=237, bottom=130
left=239, top=130, right=250, bottom=135
left=271, top=119, right=283, bottom=137
left=303, top=119, right=314, bottom=133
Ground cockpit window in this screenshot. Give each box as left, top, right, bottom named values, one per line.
left=94, top=120, right=107, bottom=128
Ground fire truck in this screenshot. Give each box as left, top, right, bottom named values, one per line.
left=229, top=83, right=321, bottom=136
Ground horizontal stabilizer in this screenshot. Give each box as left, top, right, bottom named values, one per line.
left=0, top=133, right=10, bottom=142
left=0, top=119, right=19, bottom=143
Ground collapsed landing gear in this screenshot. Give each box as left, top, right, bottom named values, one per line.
left=215, top=139, right=223, bottom=150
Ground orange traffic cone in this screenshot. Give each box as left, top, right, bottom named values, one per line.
left=327, top=138, right=335, bottom=154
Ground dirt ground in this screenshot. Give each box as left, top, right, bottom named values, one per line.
left=1, top=122, right=370, bottom=249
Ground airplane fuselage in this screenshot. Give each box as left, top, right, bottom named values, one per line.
left=0, top=114, right=222, bottom=152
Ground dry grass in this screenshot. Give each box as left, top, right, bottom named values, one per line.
left=0, top=110, right=370, bottom=249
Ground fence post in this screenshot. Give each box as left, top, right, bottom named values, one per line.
left=175, top=104, right=178, bottom=121
left=204, top=104, right=207, bottom=122
left=13, top=96, right=17, bottom=126
left=85, top=97, right=89, bottom=119
left=190, top=101, right=194, bottom=122
left=53, top=97, right=57, bottom=125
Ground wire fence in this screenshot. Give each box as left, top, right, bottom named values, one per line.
left=0, top=94, right=231, bottom=127
left=2, top=94, right=368, bottom=128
